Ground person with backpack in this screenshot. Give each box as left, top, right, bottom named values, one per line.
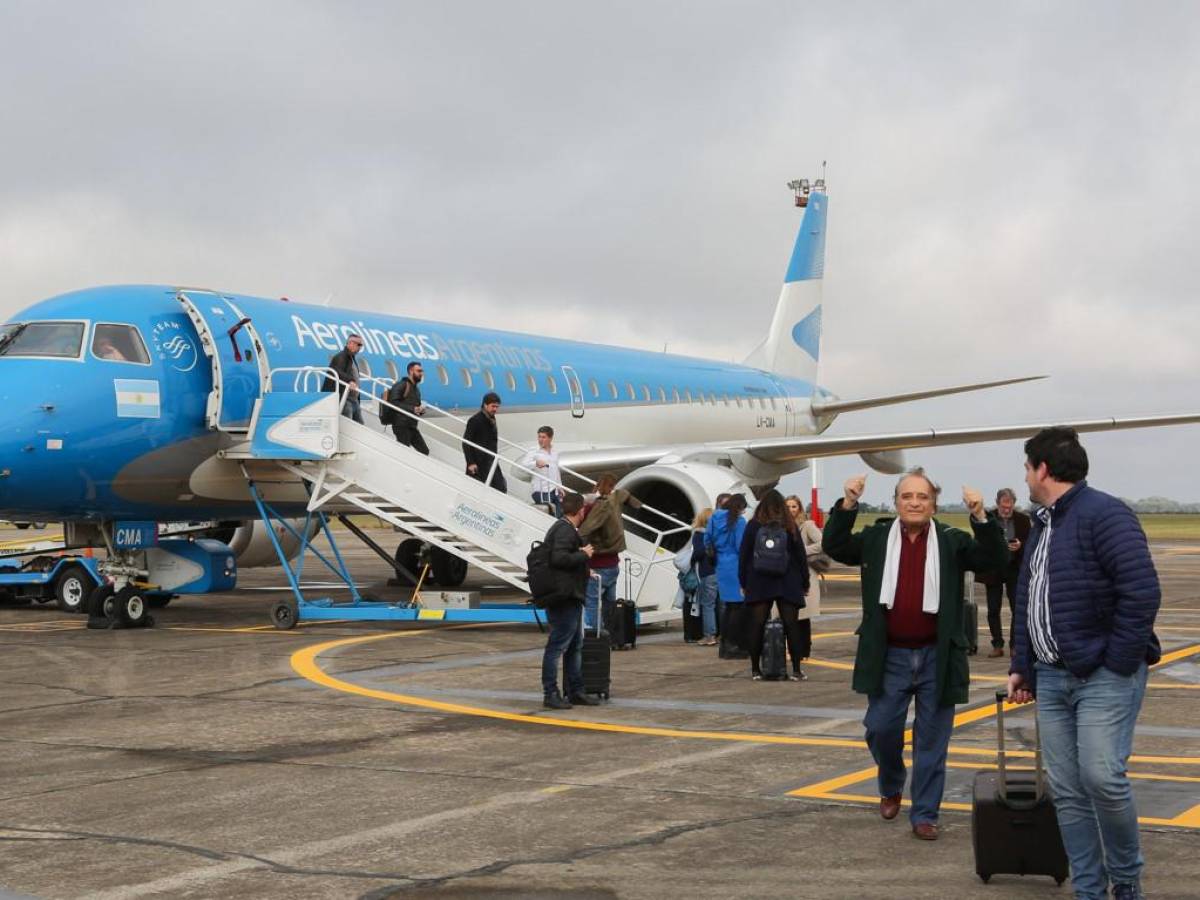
left=532, top=492, right=600, bottom=710
left=385, top=361, right=429, bottom=455
left=739, top=490, right=811, bottom=681
left=705, top=493, right=748, bottom=656
left=579, top=473, right=642, bottom=629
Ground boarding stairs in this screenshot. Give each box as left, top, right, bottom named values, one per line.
left=221, top=367, right=686, bottom=625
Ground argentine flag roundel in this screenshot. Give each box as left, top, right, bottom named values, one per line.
left=114, top=379, right=161, bottom=418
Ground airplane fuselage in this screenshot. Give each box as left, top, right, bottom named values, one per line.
left=0, top=286, right=823, bottom=522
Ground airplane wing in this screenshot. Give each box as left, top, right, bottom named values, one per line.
left=556, top=412, right=1200, bottom=474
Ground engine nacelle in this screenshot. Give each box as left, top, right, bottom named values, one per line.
left=616, top=463, right=749, bottom=550
left=859, top=449, right=907, bottom=475
left=216, top=519, right=316, bottom=569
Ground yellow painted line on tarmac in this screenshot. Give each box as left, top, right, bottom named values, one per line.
left=821, top=575, right=860, bottom=582
left=942, top=761, right=1200, bottom=784
left=1153, top=643, right=1200, bottom=667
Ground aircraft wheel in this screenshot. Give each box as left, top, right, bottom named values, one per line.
left=430, top=547, right=467, bottom=587
left=112, top=586, right=150, bottom=627
left=86, top=584, right=115, bottom=629
left=270, top=599, right=298, bottom=630
left=393, top=538, right=423, bottom=585
left=14, top=522, right=29, bottom=530
left=55, top=565, right=96, bottom=614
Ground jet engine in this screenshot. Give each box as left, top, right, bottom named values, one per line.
left=859, top=449, right=907, bottom=475
left=210, top=519, right=317, bottom=569
left=616, top=463, right=749, bottom=551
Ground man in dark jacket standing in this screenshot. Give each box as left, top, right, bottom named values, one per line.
left=322, top=334, right=364, bottom=423
left=823, top=468, right=1005, bottom=841
left=463, top=392, right=506, bottom=493
left=976, top=487, right=1032, bottom=656
left=387, top=361, right=429, bottom=455
left=539, top=493, right=600, bottom=710
left=1008, top=427, right=1160, bottom=900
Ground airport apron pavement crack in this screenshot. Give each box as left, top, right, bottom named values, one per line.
left=0, top=825, right=419, bottom=884
left=356, top=804, right=826, bottom=899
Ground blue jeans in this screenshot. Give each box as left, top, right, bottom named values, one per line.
left=542, top=603, right=584, bottom=698
left=1035, top=662, right=1148, bottom=900
left=533, top=491, right=562, bottom=518
left=698, top=574, right=718, bottom=637
left=341, top=391, right=364, bottom=424
left=863, top=645, right=956, bottom=825
left=584, top=565, right=618, bottom=629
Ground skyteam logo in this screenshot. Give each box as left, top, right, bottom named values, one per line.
left=151, top=320, right=199, bottom=373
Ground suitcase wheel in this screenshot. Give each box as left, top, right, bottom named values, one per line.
left=978, top=875, right=990, bottom=884
left=1055, top=878, right=1065, bottom=886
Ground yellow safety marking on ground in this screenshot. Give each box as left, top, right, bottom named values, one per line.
left=1170, top=802, right=1200, bottom=828
left=540, top=785, right=573, bottom=794
left=812, top=631, right=855, bottom=640
left=821, top=574, right=861, bottom=582
left=0, top=620, right=84, bottom=632
left=1153, top=643, right=1200, bottom=667
left=942, top=761, right=1200, bottom=784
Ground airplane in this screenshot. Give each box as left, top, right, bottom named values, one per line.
left=1, top=178, right=1197, bottom=626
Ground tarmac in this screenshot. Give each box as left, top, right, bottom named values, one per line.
left=1, top=527, right=1198, bottom=899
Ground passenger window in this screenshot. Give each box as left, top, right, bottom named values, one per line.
left=770, top=397, right=778, bottom=410
left=588, top=378, right=599, bottom=399
left=503, top=371, right=516, bottom=391
left=707, top=393, right=716, bottom=405
left=482, top=369, right=495, bottom=390
left=735, top=396, right=743, bottom=408
left=437, top=364, right=450, bottom=386
left=608, top=381, right=619, bottom=400
left=641, top=385, right=652, bottom=402
left=386, top=360, right=399, bottom=381
left=91, top=324, right=149, bottom=364
left=459, top=368, right=473, bottom=388
left=672, top=388, right=680, bottom=404
left=526, top=373, right=537, bottom=393
left=545, top=374, right=558, bottom=394
left=625, top=382, right=636, bottom=400
left=684, top=389, right=693, bottom=403
left=694, top=389, right=704, bottom=403
left=758, top=397, right=767, bottom=409
left=657, top=387, right=667, bottom=403
left=358, top=357, right=372, bottom=378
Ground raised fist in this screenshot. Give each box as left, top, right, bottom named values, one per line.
left=963, top=486, right=985, bottom=520
left=844, top=474, right=867, bottom=507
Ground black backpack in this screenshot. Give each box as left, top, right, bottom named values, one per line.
left=525, top=539, right=558, bottom=607
left=380, top=379, right=410, bottom=427
left=752, top=524, right=790, bottom=576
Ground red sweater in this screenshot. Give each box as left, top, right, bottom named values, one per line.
left=886, top=525, right=938, bottom=648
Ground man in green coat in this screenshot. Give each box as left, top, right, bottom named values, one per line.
left=823, top=468, right=1006, bottom=841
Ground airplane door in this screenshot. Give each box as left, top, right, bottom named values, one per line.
left=177, top=291, right=271, bottom=432
left=561, top=365, right=585, bottom=418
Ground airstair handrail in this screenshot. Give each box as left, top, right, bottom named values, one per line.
left=268, top=366, right=690, bottom=545
left=357, top=374, right=692, bottom=540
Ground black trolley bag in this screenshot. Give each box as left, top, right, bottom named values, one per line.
left=759, top=618, right=788, bottom=679
left=682, top=593, right=705, bottom=642
left=581, top=573, right=612, bottom=699
left=604, top=558, right=638, bottom=650
left=972, top=690, right=1068, bottom=886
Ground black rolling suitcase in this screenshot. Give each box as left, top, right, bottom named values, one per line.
left=605, top=560, right=638, bottom=650
left=759, top=618, right=788, bottom=679
left=972, top=690, right=1068, bottom=886
left=682, top=594, right=704, bottom=642
left=581, top=575, right=611, bottom=699
left=719, top=603, right=749, bottom=659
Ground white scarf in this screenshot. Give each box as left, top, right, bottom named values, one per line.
left=878, top=519, right=940, bottom=614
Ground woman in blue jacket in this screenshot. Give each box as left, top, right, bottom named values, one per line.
left=706, top=493, right=748, bottom=652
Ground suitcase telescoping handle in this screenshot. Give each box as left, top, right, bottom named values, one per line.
left=590, top=572, right=603, bottom=638
left=994, top=689, right=1046, bottom=802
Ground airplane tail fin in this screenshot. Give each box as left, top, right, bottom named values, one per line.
left=743, top=184, right=827, bottom=384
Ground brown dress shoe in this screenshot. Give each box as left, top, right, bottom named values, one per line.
left=912, top=823, right=939, bottom=840
left=988, top=647, right=1005, bottom=658
left=879, top=793, right=902, bottom=820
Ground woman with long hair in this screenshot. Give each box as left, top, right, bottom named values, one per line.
left=705, top=493, right=748, bottom=655
left=689, top=507, right=718, bottom=644
left=738, top=490, right=811, bottom=680
left=786, top=495, right=824, bottom=671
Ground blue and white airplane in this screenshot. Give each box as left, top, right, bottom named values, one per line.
left=1, top=181, right=1196, bottom=605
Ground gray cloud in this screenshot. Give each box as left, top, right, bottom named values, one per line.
left=1, top=2, right=1198, bottom=501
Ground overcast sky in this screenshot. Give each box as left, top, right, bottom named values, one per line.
left=1, top=2, right=1197, bottom=505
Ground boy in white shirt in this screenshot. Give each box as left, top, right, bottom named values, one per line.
left=522, top=425, right=563, bottom=517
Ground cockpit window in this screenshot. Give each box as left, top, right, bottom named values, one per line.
left=92, top=324, right=150, bottom=364
left=0, top=321, right=85, bottom=358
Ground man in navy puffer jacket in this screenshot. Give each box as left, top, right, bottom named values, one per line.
left=1007, top=427, right=1160, bottom=900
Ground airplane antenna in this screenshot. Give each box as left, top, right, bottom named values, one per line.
left=787, top=177, right=811, bottom=208
left=320, top=292, right=335, bottom=307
